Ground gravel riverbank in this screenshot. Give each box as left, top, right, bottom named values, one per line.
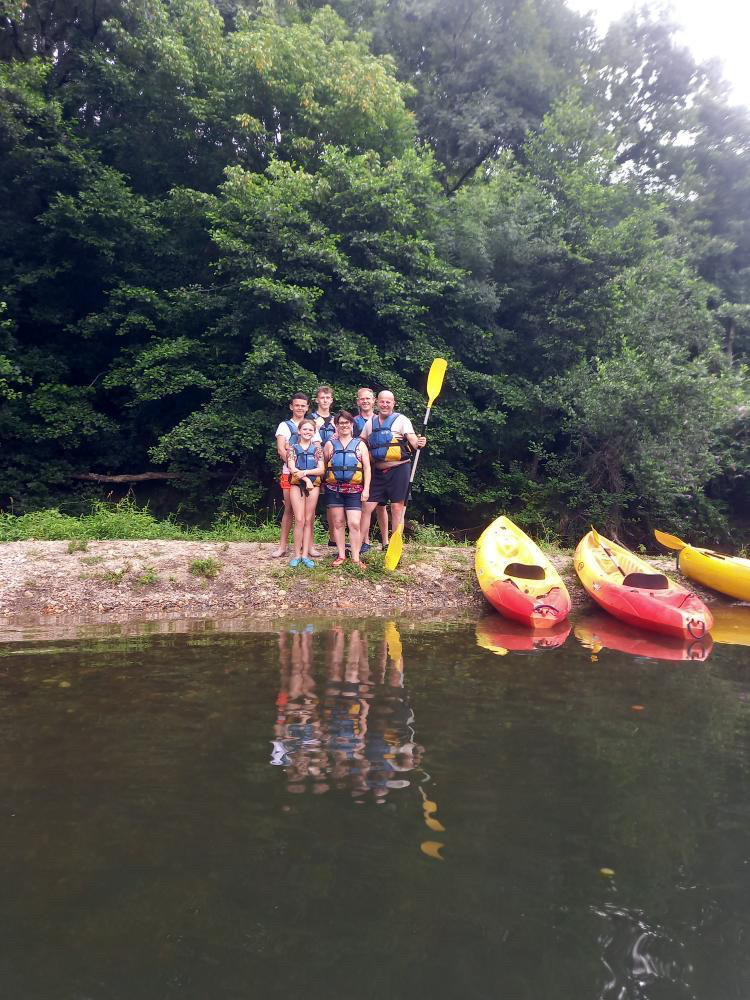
left=0, top=540, right=691, bottom=632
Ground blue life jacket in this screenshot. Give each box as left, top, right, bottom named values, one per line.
left=326, top=438, right=363, bottom=487
left=292, top=442, right=320, bottom=485
left=368, top=413, right=411, bottom=463
left=352, top=414, right=367, bottom=438
left=284, top=419, right=300, bottom=447
left=312, top=411, right=336, bottom=446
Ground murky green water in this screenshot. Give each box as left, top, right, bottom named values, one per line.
left=1, top=611, right=750, bottom=999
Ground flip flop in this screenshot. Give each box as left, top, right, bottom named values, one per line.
left=332, top=557, right=346, bottom=568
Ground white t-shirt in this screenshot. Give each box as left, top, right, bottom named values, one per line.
left=360, top=413, right=416, bottom=464
left=275, top=419, right=321, bottom=474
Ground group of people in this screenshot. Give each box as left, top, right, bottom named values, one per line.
left=272, top=385, right=427, bottom=568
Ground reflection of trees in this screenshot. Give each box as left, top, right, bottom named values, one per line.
left=271, top=625, right=424, bottom=805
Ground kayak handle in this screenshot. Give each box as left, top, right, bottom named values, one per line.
left=533, top=604, right=559, bottom=618
left=687, top=641, right=709, bottom=661
left=687, top=618, right=706, bottom=639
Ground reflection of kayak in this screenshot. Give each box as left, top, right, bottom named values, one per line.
left=708, top=605, right=750, bottom=646
left=654, top=529, right=750, bottom=602
left=476, top=617, right=572, bottom=654
left=475, top=516, right=571, bottom=628
left=575, top=611, right=713, bottom=661
left=575, top=529, right=713, bottom=640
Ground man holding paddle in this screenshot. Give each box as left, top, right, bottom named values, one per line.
left=359, top=390, right=426, bottom=555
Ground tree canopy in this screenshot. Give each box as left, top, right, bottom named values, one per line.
left=1, top=0, right=748, bottom=542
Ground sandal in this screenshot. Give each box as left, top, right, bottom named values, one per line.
left=332, top=556, right=346, bottom=568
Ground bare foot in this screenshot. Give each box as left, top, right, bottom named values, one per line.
left=271, top=547, right=287, bottom=558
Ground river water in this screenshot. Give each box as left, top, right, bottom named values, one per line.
left=1, top=608, right=750, bottom=999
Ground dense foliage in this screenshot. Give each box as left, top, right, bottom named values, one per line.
left=1, top=0, right=748, bottom=542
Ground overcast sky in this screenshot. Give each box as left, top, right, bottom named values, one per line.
left=565, top=0, right=750, bottom=109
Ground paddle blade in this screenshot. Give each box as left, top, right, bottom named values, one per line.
left=385, top=621, right=403, bottom=662
left=654, top=529, right=687, bottom=552
left=384, top=525, right=404, bottom=572
left=426, top=358, right=448, bottom=406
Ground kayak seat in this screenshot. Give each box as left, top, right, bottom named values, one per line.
left=622, top=572, right=669, bottom=590
left=505, top=562, right=546, bottom=581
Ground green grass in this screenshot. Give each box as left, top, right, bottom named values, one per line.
left=190, top=557, right=221, bottom=580
left=100, top=566, right=130, bottom=585
left=273, top=549, right=410, bottom=587
left=411, top=522, right=461, bottom=546
left=0, top=498, right=464, bottom=549
left=0, top=499, right=284, bottom=543
left=134, top=565, right=159, bottom=586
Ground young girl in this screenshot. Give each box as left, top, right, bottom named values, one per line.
left=287, top=418, right=325, bottom=568
left=323, top=410, right=371, bottom=566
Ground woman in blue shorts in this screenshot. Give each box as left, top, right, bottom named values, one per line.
left=323, top=411, right=371, bottom=566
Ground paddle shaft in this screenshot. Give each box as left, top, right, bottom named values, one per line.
left=592, top=529, right=626, bottom=577
left=406, top=405, right=432, bottom=498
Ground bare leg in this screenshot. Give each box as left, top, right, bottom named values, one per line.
left=330, top=506, right=346, bottom=560
left=347, top=509, right=362, bottom=562
left=289, top=487, right=305, bottom=558
left=302, top=489, right=320, bottom=558
left=377, top=504, right=389, bottom=546
left=309, top=493, right=324, bottom=557
left=273, top=489, right=293, bottom=557
left=360, top=500, right=378, bottom=550
left=390, top=501, right=406, bottom=534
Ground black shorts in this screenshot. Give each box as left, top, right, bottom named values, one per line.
left=368, top=462, right=411, bottom=504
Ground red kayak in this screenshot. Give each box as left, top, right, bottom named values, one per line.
left=476, top=617, right=571, bottom=654
left=575, top=611, right=713, bottom=662
left=575, top=529, right=713, bottom=640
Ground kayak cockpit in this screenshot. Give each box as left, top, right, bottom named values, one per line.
left=505, top=562, right=547, bottom=581
left=621, top=572, right=669, bottom=590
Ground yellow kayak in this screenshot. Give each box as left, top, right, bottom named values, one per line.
left=707, top=605, right=750, bottom=646
left=475, top=516, right=571, bottom=628
left=575, top=529, right=713, bottom=640
left=655, top=529, right=750, bottom=602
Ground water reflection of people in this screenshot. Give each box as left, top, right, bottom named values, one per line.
left=271, top=627, right=327, bottom=794
left=271, top=624, right=423, bottom=804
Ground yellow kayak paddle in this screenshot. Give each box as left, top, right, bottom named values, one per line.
left=384, top=358, right=447, bottom=572
left=654, top=529, right=688, bottom=552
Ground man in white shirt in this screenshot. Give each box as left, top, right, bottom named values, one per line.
left=358, top=390, right=426, bottom=555
left=353, top=386, right=387, bottom=551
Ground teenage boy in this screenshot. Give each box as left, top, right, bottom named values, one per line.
left=311, top=385, right=337, bottom=547
left=272, top=393, right=321, bottom=558
left=359, top=390, right=426, bottom=554
left=353, top=386, right=388, bottom=553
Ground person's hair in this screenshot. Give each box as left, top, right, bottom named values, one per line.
left=357, top=387, right=374, bottom=397
left=334, top=409, right=355, bottom=425
left=297, top=417, right=317, bottom=431
left=290, top=392, right=310, bottom=404
left=315, top=385, right=333, bottom=397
